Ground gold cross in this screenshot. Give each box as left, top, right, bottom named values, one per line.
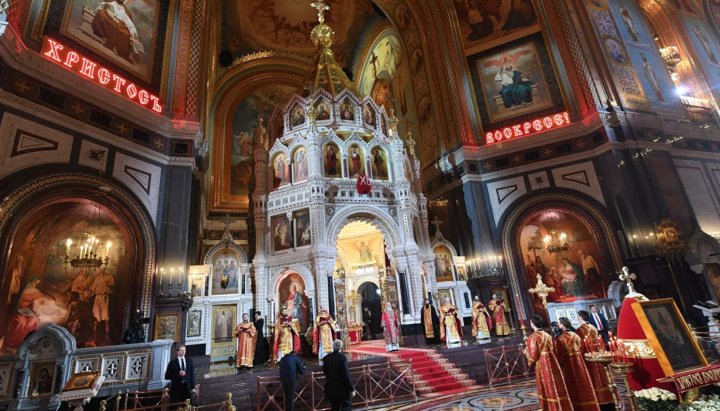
left=619, top=266, right=637, bottom=294
left=529, top=273, right=555, bottom=308
left=310, top=0, right=330, bottom=24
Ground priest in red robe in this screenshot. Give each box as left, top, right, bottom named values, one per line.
left=439, top=297, right=464, bottom=348
left=381, top=302, right=400, bottom=352
left=556, top=317, right=600, bottom=411
left=576, top=310, right=616, bottom=410
left=312, top=307, right=337, bottom=365
left=234, top=313, right=257, bottom=369
left=273, top=307, right=301, bottom=363
left=524, top=315, right=573, bottom=411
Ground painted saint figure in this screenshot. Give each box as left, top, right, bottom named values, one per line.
left=524, top=316, right=573, bottom=411
left=273, top=308, right=301, bottom=362
left=439, top=297, right=464, bottom=348
left=312, top=307, right=337, bottom=365
left=488, top=293, right=512, bottom=337
left=619, top=6, right=641, bottom=43
left=641, top=54, right=664, bottom=102
left=286, top=284, right=307, bottom=331
left=215, top=310, right=232, bottom=341
left=471, top=296, right=492, bottom=342
left=494, top=63, right=534, bottom=108
left=694, top=26, right=719, bottom=64
left=91, top=0, right=143, bottom=63
left=578, top=249, right=601, bottom=296
left=92, top=270, right=115, bottom=337
left=349, top=147, right=362, bottom=177
left=420, top=298, right=440, bottom=345
left=381, top=302, right=400, bottom=352
left=234, top=313, right=257, bottom=369
left=555, top=317, right=600, bottom=411
left=325, top=145, right=338, bottom=176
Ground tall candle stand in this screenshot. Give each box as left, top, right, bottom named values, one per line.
left=610, top=361, right=638, bottom=411
left=585, top=352, right=621, bottom=411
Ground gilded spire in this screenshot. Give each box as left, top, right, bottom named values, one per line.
left=304, top=0, right=356, bottom=95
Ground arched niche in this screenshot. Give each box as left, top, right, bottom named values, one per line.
left=203, top=231, right=249, bottom=296
left=501, top=194, right=622, bottom=317
left=0, top=173, right=155, bottom=353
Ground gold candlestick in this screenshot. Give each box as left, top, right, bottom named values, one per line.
left=586, top=353, right=621, bottom=411
left=610, top=362, right=638, bottom=411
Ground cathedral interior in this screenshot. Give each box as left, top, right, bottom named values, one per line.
left=2, top=0, right=720, bottom=409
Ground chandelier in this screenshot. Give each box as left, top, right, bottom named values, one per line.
left=64, top=200, right=112, bottom=270
left=659, top=46, right=681, bottom=75
left=543, top=230, right=569, bottom=254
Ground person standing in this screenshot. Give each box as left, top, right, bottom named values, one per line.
left=524, top=316, right=572, bottom=411
left=488, top=293, right=512, bottom=337
left=313, top=307, right=337, bottom=365
left=254, top=311, right=270, bottom=366
left=471, top=296, right=492, bottom=342
left=439, top=297, right=463, bottom=348
left=577, top=310, right=615, bottom=411
left=362, top=307, right=375, bottom=340
left=278, top=350, right=304, bottom=411
left=234, top=313, right=256, bottom=369
left=322, top=339, right=355, bottom=411
left=165, top=345, right=195, bottom=404
left=420, top=298, right=440, bottom=345
left=556, top=317, right=600, bottom=411
left=381, top=302, right=400, bottom=352
left=588, top=305, right=609, bottom=343
left=274, top=307, right=301, bottom=362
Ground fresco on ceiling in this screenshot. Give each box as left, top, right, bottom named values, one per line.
left=451, top=0, right=538, bottom=53
left=337, top=231, right=384, bottom=268
left=223, top=0, right=373, bottom=64
left=60, top=0, right=163, bottom=82
left=229, top=85, right=295, bottom=197
left=518, top=209, right=608, bottom=314
left=356, top=30, right=419, bottom=154
left=1, top=200, right=131, bottom=354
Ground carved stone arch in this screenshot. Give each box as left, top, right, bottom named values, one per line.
left=269, top=264, right=316, bottom=295
left=326, top=206, right=400, bottom=252
left=268, top=138, right=290, bottom=159
left=334, top=89, right=363, bottom=106
left=203, top=231, right=248, bottom=264
left=0, top=172, right=157, bottom=317
left=500, top=193, right=622, bottom=315
left=431, top=236, right=458, bottom=257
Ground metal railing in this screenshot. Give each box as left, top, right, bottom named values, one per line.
left=99, top=389, right=234, bottom=411
left=256, top=360, right=416, bottom=411
left=484, top=345, right=534, bottom=386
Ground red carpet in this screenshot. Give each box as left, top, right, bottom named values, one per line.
left=351, top=342, right=475, bottom=397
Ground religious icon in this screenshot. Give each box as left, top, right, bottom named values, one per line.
left=278, top=273, right=310, bottom=332
left=641, top=54, right=664, bottom=102
left=371, top=147, right=388, bottom=180
left=340, top=100, right=354, bottom=121
left=293, top=147, right=309, bottom=182
left=211, top=253, right=239, bottom=295
left=212, top=305, right=236, bottom=343
left=63, top=371, right=100, bottom=392
left=271, top=215, right=292, bottom=252
left=315, top=100, right=331, bottom=120
left=154, top=313, right=179, bottom=341
left=348, top=145, right=364, bottom=177
left=604, top=39, right=626, bottom=63
left=273, top=153, right=290, bottom=187
left=187, top=309, right=202, bottom=338
left=290, top=105, right=305, bottom=128
left=324, top=144, right=340, bottom=177
left=362, top=104, right=376, bottom=127
left=619, top=5, right=641, bottom=43
left=474, top=42, right=552, bottom=122
left=61, top=0, right=163, bottom=81
left=433, top=245, right=455, bottom=282
left=451, top=0, right=537, bottom=50
left=30, top=362, right=55, bottom=395
left=294, top=209, right=312, bottom=247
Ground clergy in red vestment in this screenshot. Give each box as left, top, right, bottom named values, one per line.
left=524, top=315, right=573, bottom=411
left=381, top=302, right=400, bottom=352
left=234, top=313, right=257, bottom=368
left=556, top=317, right=600, bottom=411
left=439, top=297, right=464, bottom=348
left=576, top=311, right=615, bottom=409
left=273, top=308, right=301, bottom=363
left=312, top=307, right=337, bottom=365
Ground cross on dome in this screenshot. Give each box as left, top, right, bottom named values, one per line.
left=310, top=0, right=330, bottom=24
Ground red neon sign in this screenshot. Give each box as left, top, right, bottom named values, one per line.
left=41, top=37, right=162, bottom=114
left=485, top=111, right=571, bottom=145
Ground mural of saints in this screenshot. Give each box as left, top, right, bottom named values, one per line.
left=371, top=147, right=388, bottom=180
left=324, top=144, right=340, bottom=177
left=294, top=148, right=308, bottom=182
left=278, top=273, right=310, bottom=332
left=348, top=145, right=364, bottom=177
left=272, top=215, right=292, bottom=252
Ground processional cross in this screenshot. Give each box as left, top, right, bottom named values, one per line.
left=619, top=266, right=637, bottom=294
left=430, top=216, right=442, bottom=235
left=529, top=273, right=555, bottom=308
left=310, top=0, right=330, bottom=23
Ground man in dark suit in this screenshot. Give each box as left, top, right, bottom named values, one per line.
left=322, top=339, right=355, bottom=411
left=588, top=305, right=610, bottom=343
left=165, top=345, right=195, bottom=403
left=278, top=350, right=304, bottom=411
left=362, top=307, right=375, bottom=340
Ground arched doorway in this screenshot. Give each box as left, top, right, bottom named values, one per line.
left=358, top=282, right=381, bottom=340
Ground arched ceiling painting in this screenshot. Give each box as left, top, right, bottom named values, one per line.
left=223, top=0, right=376, bottom=65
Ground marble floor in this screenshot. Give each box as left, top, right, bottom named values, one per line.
left=386, top=381, right=540, bottom=411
